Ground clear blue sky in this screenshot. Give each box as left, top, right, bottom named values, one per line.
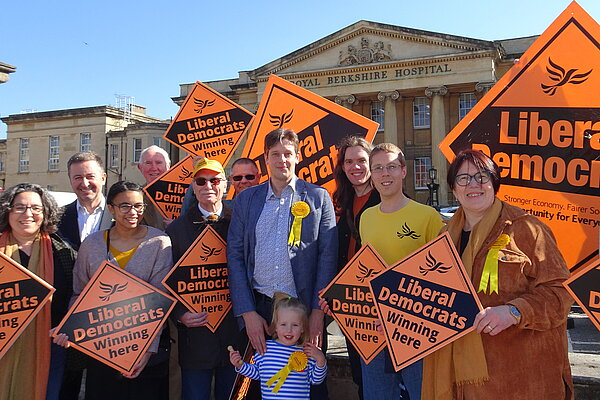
left=1, top=0, right=598, bottom=137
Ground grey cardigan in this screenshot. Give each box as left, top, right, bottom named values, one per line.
left=71, top=226, right=173, bottom=352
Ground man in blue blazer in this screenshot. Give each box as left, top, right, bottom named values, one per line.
left=227, top=128, right=337, bottom=396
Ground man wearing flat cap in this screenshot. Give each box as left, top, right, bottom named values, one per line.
left=166, top=157, right=245, bottom=400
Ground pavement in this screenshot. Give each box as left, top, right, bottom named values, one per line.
left=325, top=307, right=600, bottom=399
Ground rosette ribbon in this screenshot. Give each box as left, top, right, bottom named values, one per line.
left=288, top=201, right=310, bottom=247
left=478, top=233, right=510, bottom=294
left=266, top=351, right=308, bottom=393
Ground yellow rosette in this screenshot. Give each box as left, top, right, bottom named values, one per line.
left=288, top=201, right=310, bottom=247
left=478, top=233, right=511, bottom=294
left=266, top=351, right=308, bottom=393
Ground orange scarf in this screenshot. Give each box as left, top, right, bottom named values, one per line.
left=0, top=231, right=54, bottom=400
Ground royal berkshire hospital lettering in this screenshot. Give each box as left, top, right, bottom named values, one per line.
left=291, top=63, right=452, bottom=88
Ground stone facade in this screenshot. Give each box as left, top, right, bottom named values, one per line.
left=174, top=21, right=536, bottom=205
left=0, top=62, right=16, bottom=84
left=1, top=106, right=169, bottom=192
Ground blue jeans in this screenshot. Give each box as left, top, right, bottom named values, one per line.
left=361, top=352, right=422, bottom=400
left=46, top=343, right=66, bottom=400
left=181, top=365, right=236, bottom=400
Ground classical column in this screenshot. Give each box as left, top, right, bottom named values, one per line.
left=475, top=81, right=495, bottom=96
left=334, top=94, right=357, bottom=109
left=377, top=90, right=400, bottom=144
left=425, top=86, right=448, bottom=206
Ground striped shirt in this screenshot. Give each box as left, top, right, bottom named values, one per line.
left=237, top=340, right=327, bottom=399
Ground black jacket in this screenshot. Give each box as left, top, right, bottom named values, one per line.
left=336, top=190, right=381, bottom=271
left=166, top=204, right=246, bottom=369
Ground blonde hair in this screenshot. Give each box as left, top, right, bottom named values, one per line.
left=269, top=292, right=309, bottom=346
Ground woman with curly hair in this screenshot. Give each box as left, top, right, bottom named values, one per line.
left=0, top=183, right=77, bottom=400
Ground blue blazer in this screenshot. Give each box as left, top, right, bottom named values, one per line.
left=226, top=179, right=338, bottom=316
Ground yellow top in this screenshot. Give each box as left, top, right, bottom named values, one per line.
left=104, top=230, right=138, bottom=269
left=359, top=200, right=444, bottom=265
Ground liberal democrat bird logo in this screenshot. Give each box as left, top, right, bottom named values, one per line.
left=419, top=251, right=451, bottom=276
left=269, top=110, right=294, bottom=128
left=193, top=98, right=216, bottom=114
left=199, top=243, right=222, bottom=262
left=541, top=58, right=592, bottom=96
left=397, top=223, right=421, bottom=240
left=355, top=261, right=380, bottom=283
left=0, top=266, right=3, bottom=273
left=178, top=165, right=193, bottom=181
left=98, top=281, right=128, bottom=302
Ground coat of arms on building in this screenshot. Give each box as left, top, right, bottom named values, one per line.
left=339, top=37, right=392, bottom=66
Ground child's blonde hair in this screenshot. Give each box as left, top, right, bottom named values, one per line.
left=269, top=292, right=309, bottom=346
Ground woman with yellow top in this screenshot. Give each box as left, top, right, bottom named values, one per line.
left=57, top=181, right=172, bottom=400
left=422, top=150, right=573, bottom=399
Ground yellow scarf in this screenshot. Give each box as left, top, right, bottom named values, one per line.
left=422, top=198, right=503, bottom=400
left=0, top=231, right=54, bottom=400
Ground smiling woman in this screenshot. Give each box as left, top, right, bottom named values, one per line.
left=0, top=183, right=77, bottom=400
left=422, top=149, right=574, bottom=400
left=53, top=181, right=173, bottom=400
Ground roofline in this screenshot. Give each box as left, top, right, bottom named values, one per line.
left=1, top=105, right=162, bottom=123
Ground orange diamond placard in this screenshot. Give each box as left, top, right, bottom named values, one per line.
left=164, top=81, right=254, bottom=165
left=144, top=155, right=194, bottom=220
left=241, top=75, right=379, bottom=193
left=320, top=244, right=389, bottom=364
left=563, top=259, right=600, bottom=332
left=162, top=226, right=231, bottom=333
left=0, top=251, right=55, bottom=359
left=53, top=262, right=175, bottom=375
left=369, top=233, right=482, bottom=371
left=440, top=1, right=600, bottom=272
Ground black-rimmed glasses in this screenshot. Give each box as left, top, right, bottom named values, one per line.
left=231, top=174, right=256, bottom=182
left=111, top=203, right=146, bottom=213
left=454, top=171, right=493, bottom=186
left=10, top=204, right=44, bottom=214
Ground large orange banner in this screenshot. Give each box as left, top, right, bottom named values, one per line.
left=163, top=81, right=254, bottom=166
left=240, top=75, right=379, bottom=193
left=439, top=1, right=599, bottom=272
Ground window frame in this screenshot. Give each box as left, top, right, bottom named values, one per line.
left=459, top=92, right=477, bottom=121
left=48, top=136, right=60, bottom=171
left=414, top=157, right=432, bottom=190
left=413, top=97, right=430, bottom=129
left=370, top=101, right=385, bottom=131
left=19, top=138, right=29, bottom=173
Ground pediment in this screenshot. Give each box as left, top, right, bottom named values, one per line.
left=250, top=21, right=497, bottom=78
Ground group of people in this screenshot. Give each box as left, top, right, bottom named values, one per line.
left=0, top=127, right=574, bottom=400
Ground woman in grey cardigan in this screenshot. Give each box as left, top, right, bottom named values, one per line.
left=56, top=181, right=173, bottom=400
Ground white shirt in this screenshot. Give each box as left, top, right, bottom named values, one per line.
left=197, top=203, right=222, bottom=218
left=76, top=197, right=106, bottom=241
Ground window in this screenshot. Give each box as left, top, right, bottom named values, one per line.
left=110, top=144, right=119, bottom=169
left=370, top=101, right=385, bottom=131
left=80, top=133, right=91, bottom=152
left=0, top=152, right=5, bottom=172
left=133, top=138, right=142, bottom=163
left=153, top=137, right=163, bottom=147
left=413, top=97, right=430, bottom=129
left=48, top=136, right=60, bottom=171
left=414, top=157, right=432, bottom=190
left=19, top=138, right=29, bottom=173
left=459, top=93, right=477, bottom=121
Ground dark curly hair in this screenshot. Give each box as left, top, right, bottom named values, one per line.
left=0, top=183, right=61, bottom=234
left=332, top=136, right=373, bottom=238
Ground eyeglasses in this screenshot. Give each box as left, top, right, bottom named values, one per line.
left=10, top=204, right=44, bottom=214
left=231, top=174, right=256, bottom=182
left=111, top=203, right=146, bottom=213
left=371, top=163, right=403, bottom=174
left=194, top=177, right=223, bottom=186
left=454, top=171, right=493, bottom=186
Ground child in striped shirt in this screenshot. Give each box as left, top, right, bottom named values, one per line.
left=229, top=293, right=327, bottom=399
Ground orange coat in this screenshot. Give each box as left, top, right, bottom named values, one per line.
left=458, top=202, right=574, bottom=399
